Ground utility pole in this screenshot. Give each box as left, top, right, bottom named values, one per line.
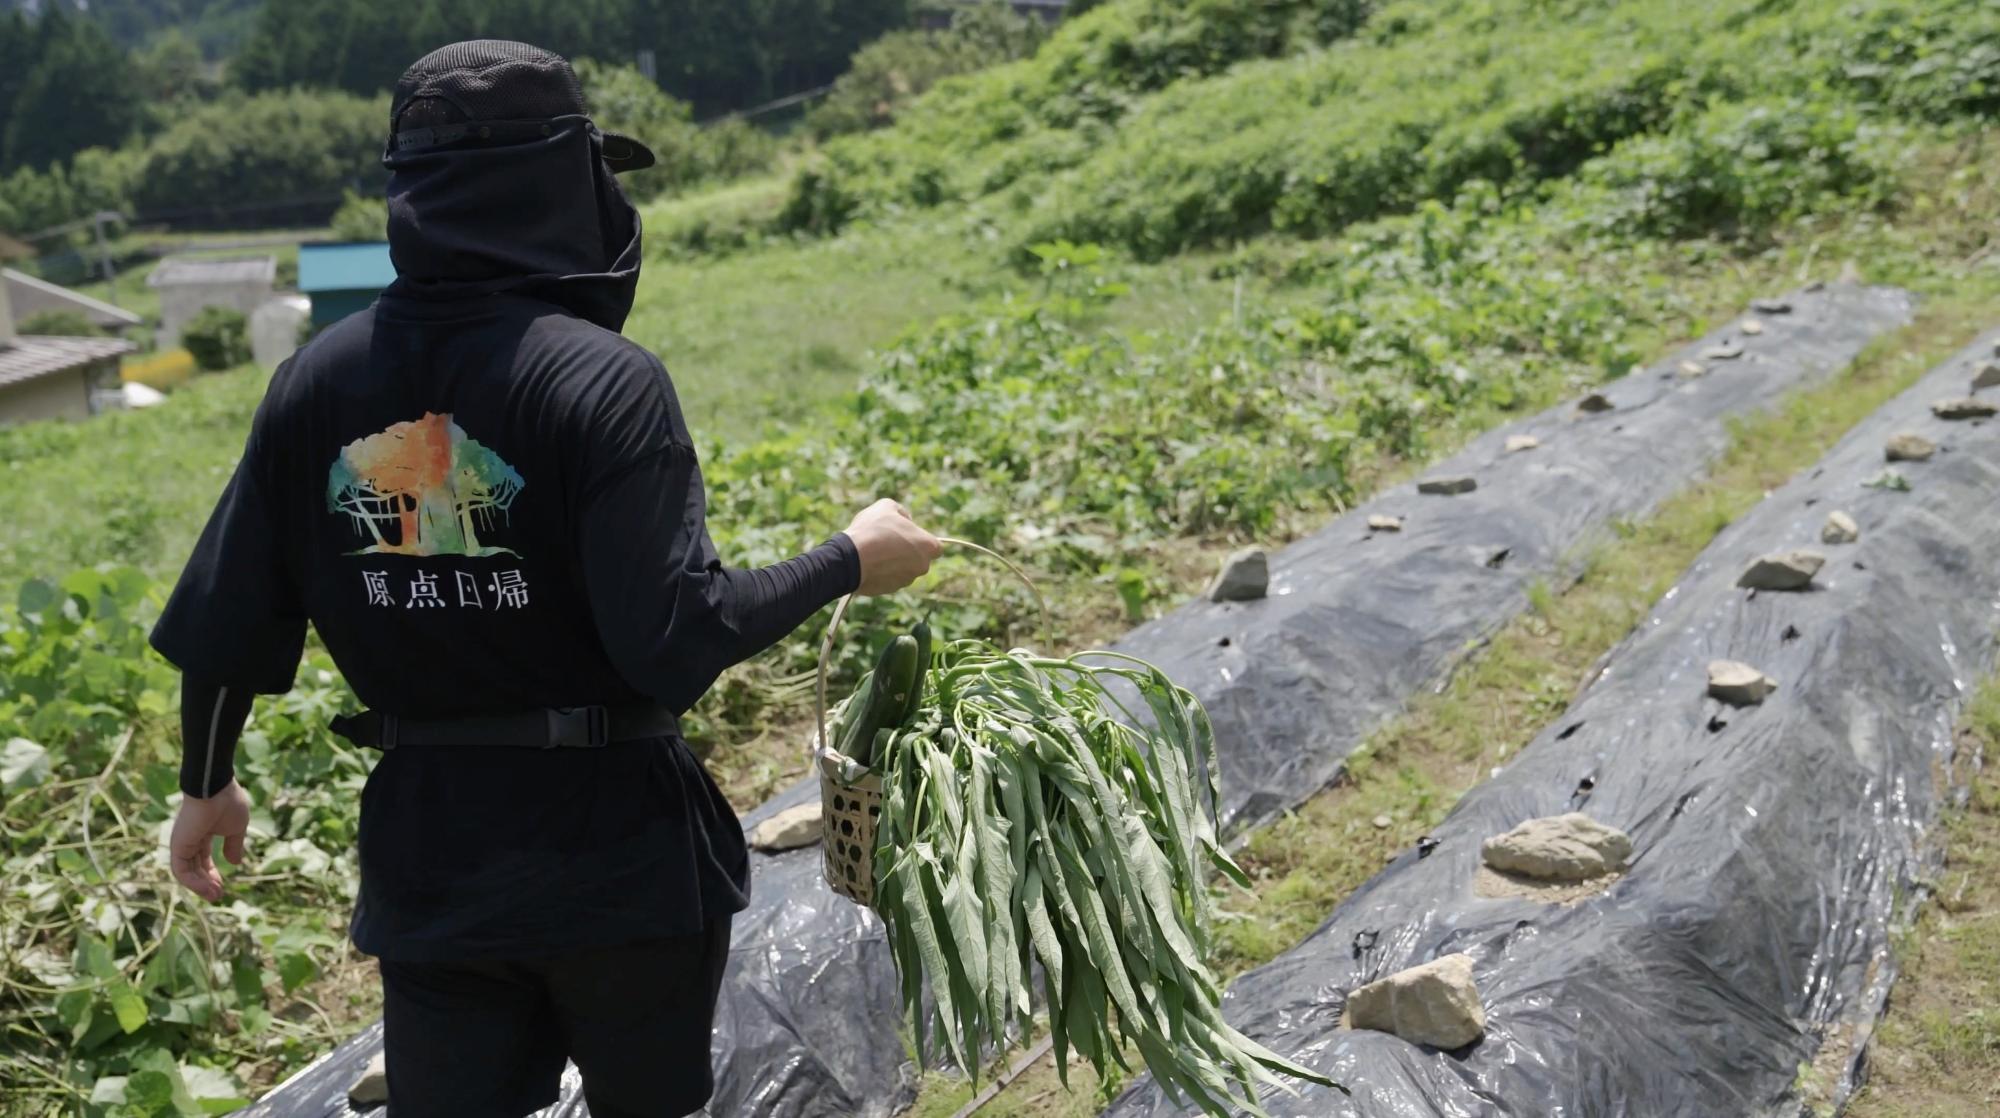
left=92, top=211, right=121, bottom=309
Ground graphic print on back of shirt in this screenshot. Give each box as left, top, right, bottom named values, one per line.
left=326, top=412, right=524, bottom=556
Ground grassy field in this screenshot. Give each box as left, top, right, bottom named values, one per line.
left=6, top=0, right=2000, bottom=1113
left=625, top=217, right=1244, bottom=443
left=1847, top=686, right=2000, bottom=1118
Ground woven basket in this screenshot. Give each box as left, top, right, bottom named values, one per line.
left=818, top=752, right=884, bottom=906
left=812, top=537, right=1046, bottom=909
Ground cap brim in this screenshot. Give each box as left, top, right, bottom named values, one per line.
left=600, top=130, right=656, bottom=173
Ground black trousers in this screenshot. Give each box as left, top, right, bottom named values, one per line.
left=378, top=918, right=732, bottom=1118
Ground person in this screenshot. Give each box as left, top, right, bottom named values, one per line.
left=152, top=40, right=940, bottom=1118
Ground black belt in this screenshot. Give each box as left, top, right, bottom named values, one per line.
left=329, top=704, right=681, bottom=750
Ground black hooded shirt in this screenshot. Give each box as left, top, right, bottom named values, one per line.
left=150, top=118, right=858, bottom=960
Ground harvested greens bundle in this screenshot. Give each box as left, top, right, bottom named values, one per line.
left=828, top=632, right=1334, bottom=1116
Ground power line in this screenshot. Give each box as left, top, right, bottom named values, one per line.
left=697, top=82, right=836, bottom=126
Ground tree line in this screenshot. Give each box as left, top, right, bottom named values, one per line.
left=3, top=0, right=913, bottom=179
left=0, top=0, right=1047, bottom=247
left=231, top=0, right=911, bottom=117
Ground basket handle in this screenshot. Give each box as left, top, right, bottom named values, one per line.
left=813, top=537, right=1049, bottom=765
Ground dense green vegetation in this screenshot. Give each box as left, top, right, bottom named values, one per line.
left=0, top=0, right=926, bottom=238
left=804, top=2, right=1049, bottom=140
left=3, top=1, right=261, bottom=57
left=229, top=0, right=910, bottom=115
left=0, top=7, right=146, bottom=174
left=5, top=0, right=2000, bottom=1113
left=781, top=0, right=1998, bottom=255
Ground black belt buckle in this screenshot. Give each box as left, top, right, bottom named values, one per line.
left=547, top=706, right=608, bottom=748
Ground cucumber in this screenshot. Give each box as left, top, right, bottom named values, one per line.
left=897, top=619, right=933, bottom=727
left=841, top=633, right=922, bottom=767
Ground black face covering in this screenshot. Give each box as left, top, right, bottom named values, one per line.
left=382, top=116, right=642, bottom=334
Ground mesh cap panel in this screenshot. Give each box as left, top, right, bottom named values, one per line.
left=392, top=40, right=587, bottom=128
left=387, top=39, right=655, bottom=172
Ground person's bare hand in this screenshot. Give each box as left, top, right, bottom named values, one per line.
left=169, top=781, right=251, bottom=902
left=845, top=498, right=942, bottom=596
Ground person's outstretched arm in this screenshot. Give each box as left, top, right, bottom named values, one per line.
left=579, top=439, right=940, bottom=711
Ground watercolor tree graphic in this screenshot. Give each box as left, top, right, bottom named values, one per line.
left=326, top=412, right=524, bottom=556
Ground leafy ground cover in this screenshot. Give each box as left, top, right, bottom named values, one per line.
left=5, top=0, right=2000, bottom=1112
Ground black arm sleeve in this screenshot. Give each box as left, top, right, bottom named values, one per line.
left=179, top=676, right=255, bottom=798
left=580, top=444, right=860, bottom=711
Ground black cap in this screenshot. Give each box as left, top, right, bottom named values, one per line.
left=389, top=40, right=656, bottom=173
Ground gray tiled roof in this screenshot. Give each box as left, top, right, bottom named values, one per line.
left=0, top=336, right=136, bottom=391
left=3, top=267, right=144, bottom=329
left=147, top=255, right=277, bottom=288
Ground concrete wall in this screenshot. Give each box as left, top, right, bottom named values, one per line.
left=157, top=279, right=275, bottom=351
left=251, top=294, right=312, bottom=369
left=0, top=367, right=90, bottom=426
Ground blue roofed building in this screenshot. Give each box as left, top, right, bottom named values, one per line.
left=298, top=242, right=397, bottom=333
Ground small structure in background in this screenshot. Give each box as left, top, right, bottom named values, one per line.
left=298, top=242, right=395, bottom=335
left=3, top=268, right=142, bottom=335
left=148, top=254, right=276, bottom=350
left=0, top=277, right=135, bottom=427
left=251, top=294, right=314, bottom=370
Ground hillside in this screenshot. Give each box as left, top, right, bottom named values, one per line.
left=5, top=0, right=2000, bottom=1114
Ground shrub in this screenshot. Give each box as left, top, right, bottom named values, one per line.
left=1794, top=0, right=2000, bottom=124
left=574, top=60, right=780, bottom=202
left=131, top=88, right=387, bottom=224
left=0, top=146, right=140, bottom=238
left=181, top=306, right=251, bottom=371
left=781, top=0, right=1378, bottom=233
left=16, top=309, right=101, bottom=337
left=328, top=188, right=387, bottom=242
left=807, top=2, right=1048, bottom=140
left=644, top=176, right=792, bottom=260
left=1570, top=99, right=1898, bottom=239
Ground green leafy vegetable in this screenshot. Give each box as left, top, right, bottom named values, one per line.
left=860, top=635, right=1336, bottom=1116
